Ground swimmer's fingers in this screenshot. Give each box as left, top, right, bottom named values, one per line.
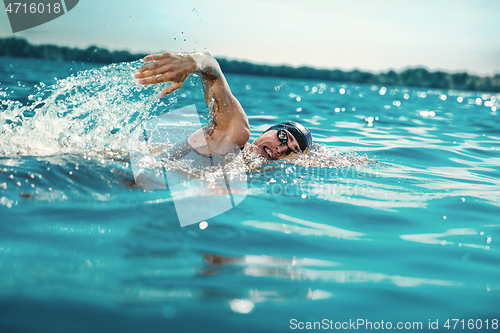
left=134, top=52, right=194, bottom=96
left=134, top=64, right=173, bottom=80
left=142, top=52, right=172, bottom=63
left=136, top=58, right=170, bottom=76
left=136, top=53, right=195, bottom=85
left=137, top=52, right=192, bottom=74
left=160, top=82, right=183, bottom=98
left=136, top=74, right=170, bottom=85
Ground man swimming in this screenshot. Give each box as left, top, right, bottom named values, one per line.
left=134, top=51, right=312, bottom=160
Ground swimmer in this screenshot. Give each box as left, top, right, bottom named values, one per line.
left=134, top=51, right=312, bottom=160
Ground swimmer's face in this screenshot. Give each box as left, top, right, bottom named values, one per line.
left=253, top=129, right=301, bottom=160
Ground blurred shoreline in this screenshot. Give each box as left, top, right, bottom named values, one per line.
left=1, top=37, right=499, bottom=93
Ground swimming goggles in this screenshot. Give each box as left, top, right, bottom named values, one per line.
left=277, top=128, right=301, bottom=154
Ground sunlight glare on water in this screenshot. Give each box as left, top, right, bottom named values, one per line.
left=0, top=57, right=499, bottom=332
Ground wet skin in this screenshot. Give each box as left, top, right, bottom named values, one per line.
left=252, top=129, right=301, bottom=160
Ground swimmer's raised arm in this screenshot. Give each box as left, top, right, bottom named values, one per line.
left=135, top=52, right=250, bottom=147
left=135, top=52, right=208, bottom=98
left=134, top=52, right=313, bottom=158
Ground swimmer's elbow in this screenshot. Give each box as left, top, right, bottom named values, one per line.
left=232, top=119, right=251, bottom=148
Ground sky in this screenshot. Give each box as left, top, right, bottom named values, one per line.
left=1, top=0, right=499, bottom=75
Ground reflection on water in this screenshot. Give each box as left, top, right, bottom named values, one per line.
left=1, top=57, right=500, bottom=331
left=243, top=213, right=366, bottom=240
left=400, top=228, right=491, bottom=250
left=201, top=252, right=455, bottom=286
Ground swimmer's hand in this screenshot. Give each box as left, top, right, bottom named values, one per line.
left=135, top=52, right=197, bottom=98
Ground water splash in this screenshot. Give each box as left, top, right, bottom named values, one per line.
left=0, top=61, right=185, bottom=157
left=0, top=60, right=372, bottom=178
left=272, top=143, right=373, bottom=169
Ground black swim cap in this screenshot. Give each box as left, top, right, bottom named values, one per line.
left=264, top=120, right=312, bottom=152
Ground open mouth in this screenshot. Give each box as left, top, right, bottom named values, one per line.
left=261, top=145, right=272, bottom=159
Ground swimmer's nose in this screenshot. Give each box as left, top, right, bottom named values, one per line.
left=275, top=144, right=288, bottom=157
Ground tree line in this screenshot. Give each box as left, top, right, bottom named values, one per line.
left=1, top=37, right=499, bottom=92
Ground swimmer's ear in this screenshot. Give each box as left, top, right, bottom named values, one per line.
left=160, top=82, right=183, bottom=98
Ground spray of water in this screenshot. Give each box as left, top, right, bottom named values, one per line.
left=0, top=61, right=185, bottom=157
left=0, top=60, right=372, bottom=175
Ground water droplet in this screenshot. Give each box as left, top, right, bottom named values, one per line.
left=443, top=215, right=447, bottom=220
left=301, top=194, right=307, bottom=199
left=199, top=221, right=208, bottom=230
left=461, top=197, right=465, bottom=202
left=486, top=235, right=492, bottom=244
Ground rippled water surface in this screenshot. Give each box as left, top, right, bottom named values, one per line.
left=1, top=56, right=500, bottom=332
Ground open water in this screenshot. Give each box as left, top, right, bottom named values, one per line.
left=0, top=56, right=499, bottom=332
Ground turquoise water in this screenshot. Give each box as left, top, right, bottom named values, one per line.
left=1, top=56, right=499, bottom=332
